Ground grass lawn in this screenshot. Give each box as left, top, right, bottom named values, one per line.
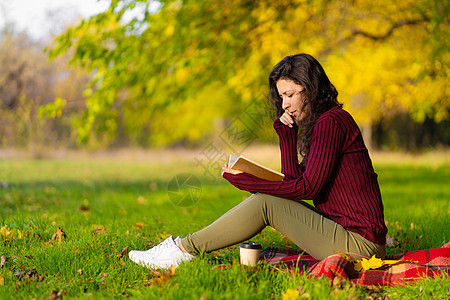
left=0, top=149, right=449, bottom=299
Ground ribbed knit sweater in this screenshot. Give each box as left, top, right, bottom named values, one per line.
left=223, top=107, right=387, bottom=245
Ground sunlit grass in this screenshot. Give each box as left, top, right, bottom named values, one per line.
left=0, top=150, right=448, bottom=299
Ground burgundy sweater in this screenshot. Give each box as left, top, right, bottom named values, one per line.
left=223, top=107, right=387, bottom=245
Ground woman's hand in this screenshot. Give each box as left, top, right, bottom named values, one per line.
left=279, top=111, right=296, bottom=128
left=221, top=164, right=243, bottom=176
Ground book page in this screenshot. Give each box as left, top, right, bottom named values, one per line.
left=228, top=154, right=239, bottom=167
left=228, top=154, right=284, bottom=181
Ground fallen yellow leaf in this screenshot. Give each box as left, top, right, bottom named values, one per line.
left=0, top=275, right=4, bottom=285
left=337, top=252, right=416, bottom=272
left=144, top=266, right=177, bottom=286
left=133, top=223, right=145, bottom=230
left=0, top=254, right=6, bottom=267
left=335, top=251, right=356, bottom=263
left=0, top=225, right=9, bottom=237
left=0, top=225, right=22, bottom=240
left=358, top=255, right=384, bottom=271
left=56, top=228, right=65, bottom=243
left=282, top=288, right=300, bottom=300
left=49, top=227, right=66, bottom=243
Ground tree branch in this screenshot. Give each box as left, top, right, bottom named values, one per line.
left=350, top=18, right=430, bottom=41
left=319, top=17, right=431, bottom=56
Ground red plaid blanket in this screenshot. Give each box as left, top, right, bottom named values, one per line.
left=260, top=242, right=450, bottom=285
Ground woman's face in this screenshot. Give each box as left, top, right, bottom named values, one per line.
left=276, top=79, right=307, bottom=124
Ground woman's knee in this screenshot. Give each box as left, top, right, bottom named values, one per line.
left=244, top=193, right=282, bottom=222
left=245, top=193, right=278, bottom=207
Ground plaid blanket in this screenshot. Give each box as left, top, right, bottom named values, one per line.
left=260, top=242, right=450, bottom=285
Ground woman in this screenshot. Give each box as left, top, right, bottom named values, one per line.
left=129, top=54, right=388, bottom=269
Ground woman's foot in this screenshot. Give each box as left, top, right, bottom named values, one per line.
left=128, top=236, right=195, bottom=269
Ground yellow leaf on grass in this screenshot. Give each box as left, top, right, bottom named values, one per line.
left=282, top=288, right=300, bottom=300
left=0, top=225, right=9, bottom=237
left=56, top=228, right=65, bottom=243
left=49, top=227, right=66, bottom=243
left=0, top=275, right=4, bottom=285
left=144, top=267, right=177, bottom=286
left=14, top=229, right=22, bottom=239
left=92, top=225, right=106, bottom=235
left=159, top=232, right=171, bottom=240
left=133, top=223, right=145, bottom=230
left=0, top=225, right=22, bottom=240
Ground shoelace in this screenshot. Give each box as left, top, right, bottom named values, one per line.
left=146, top=236, right=174, bottom=253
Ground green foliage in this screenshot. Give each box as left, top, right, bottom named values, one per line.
left=38, top=97, right=67, bottom=119
left=0, top=153, right=449, bottom=299
left=48, top=0, right=449, bottom=146
left=0, top=28, right=91, bottom=151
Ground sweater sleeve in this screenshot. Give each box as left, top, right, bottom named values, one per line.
left=223, top=116, right=344, bottom=200
left=273, top=117, right=303, bottom=179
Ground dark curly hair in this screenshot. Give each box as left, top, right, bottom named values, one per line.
left=268, top=54, right=342, bottom=162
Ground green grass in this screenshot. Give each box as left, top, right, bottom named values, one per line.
left=0, top=152, right=449, bottom=299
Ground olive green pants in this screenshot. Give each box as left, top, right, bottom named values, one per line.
left=180, top=193, right=385, bottom=260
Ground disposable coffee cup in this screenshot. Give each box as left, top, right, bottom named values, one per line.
left=239, top=241, right=262, bottom=266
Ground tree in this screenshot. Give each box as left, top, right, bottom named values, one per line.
left=0, top=27, right=91, bottom=152
left=48, top=0, right=449, bottom=147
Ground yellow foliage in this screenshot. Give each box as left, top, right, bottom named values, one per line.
left=149, top=84, right=231, bottom=145
left=175, top=68, right=190, bottom=85
left=165, top=25, right=175, bottom=37
left=50, top=0, right=449, bottom=146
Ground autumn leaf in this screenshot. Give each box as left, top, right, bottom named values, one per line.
left=117, top=246, right=129, bottom=259
left=282, top=288, right=300, bottom=300
left=77, top=198, right=90, bottom=212
left=55, top=228, right=66, bottom=243
left=136, top=196, right=147, bottom=204
left=47, top=290, right=67, bottom=299
left=133, top=222, right=145, bottom=230
left=0, top=275, right=4, bottom=286
left=159, top=232, right=171, bottom=240
left=354, top=256, right=384, bottom=272
left=143, top=266, right=176, bottom=286
left=334, top=251, right=356, bottom=263
left=14, top=268, right=45, bottom=282
left=1, top=225, right=11, bottom=237
left=0, top=225, right=22, bottom=240
left=337, top=252, right=418, bottom=272
left=332, top=276, right=343, bottom=288
left=0, top=254, right=6, bottom=268
left=49, top=228, right=66, bottom=243
left=92, top=225, right=106, bottom=235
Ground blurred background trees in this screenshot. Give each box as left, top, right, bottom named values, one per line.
left=1, top=0, right=449, bottom=153
left=0, top=27, right=91, bottom=155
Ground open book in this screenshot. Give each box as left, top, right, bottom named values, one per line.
left=228, top=154, right=285, bottom=181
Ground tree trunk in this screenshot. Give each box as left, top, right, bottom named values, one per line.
left=361, top=122, right=373, bottom=152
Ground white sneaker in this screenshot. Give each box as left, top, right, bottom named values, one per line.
left=129, top=236, right=195, bottom=269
